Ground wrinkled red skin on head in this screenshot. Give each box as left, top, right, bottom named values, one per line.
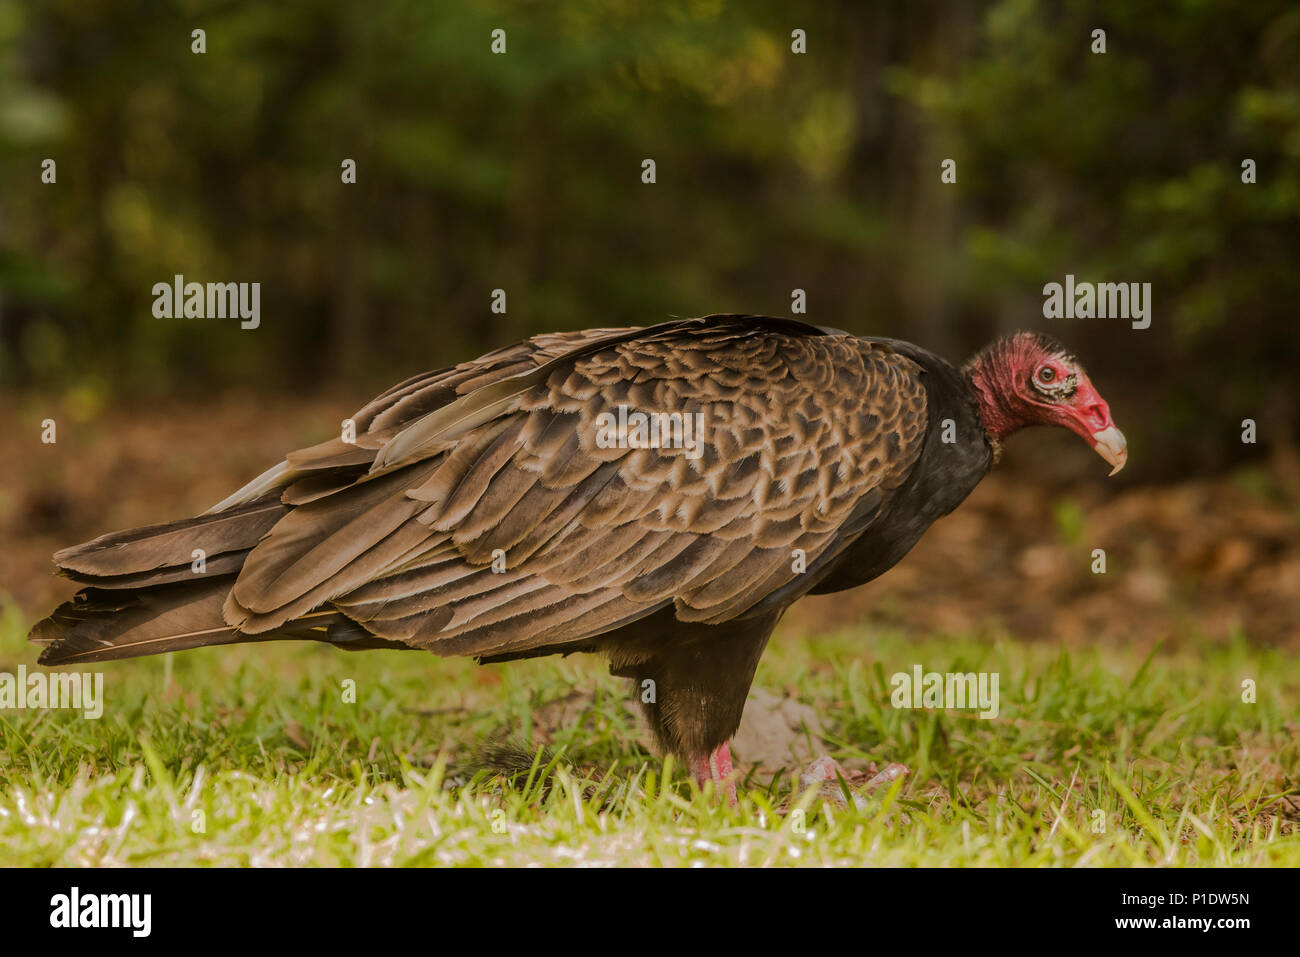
left=968, top=333, right=1116, bottom=447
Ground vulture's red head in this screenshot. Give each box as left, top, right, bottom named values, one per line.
left=966, top=331, right=1127, bottom=474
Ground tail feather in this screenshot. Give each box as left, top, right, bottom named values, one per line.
left=52, top=499, right=287, bottom=579
left=29, top=498, right=421, bottom=664
left=33, top=498, right=299, bottom=664
left=30, top=579, right=353, bottom=665
left=33, top=580, right=241, bottom=664
left=60, top=550, right=249, bottom=590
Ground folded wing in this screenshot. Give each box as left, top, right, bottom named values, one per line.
left=226, top=316, right=931, bottom=658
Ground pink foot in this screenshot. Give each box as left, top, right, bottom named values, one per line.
left=692, top=741, right=738, bottom=804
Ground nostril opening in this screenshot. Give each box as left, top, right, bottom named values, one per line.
left=1088, top=404, right=1107, bottom=426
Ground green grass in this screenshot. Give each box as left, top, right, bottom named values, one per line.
left=0, top=600, right=1296, bottom=866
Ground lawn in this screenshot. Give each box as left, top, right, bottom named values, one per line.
left=0, top=600, right=1296, bottom=867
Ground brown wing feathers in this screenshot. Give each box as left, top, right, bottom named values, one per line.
left=52, top=498, right=288, bottom=581
left=33, top=316, right=929, bottom=667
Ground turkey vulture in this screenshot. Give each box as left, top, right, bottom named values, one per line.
left=30, top=315, right=1125, bottom=795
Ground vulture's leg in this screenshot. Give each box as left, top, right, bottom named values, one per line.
left=607, top=609, right=782, bottom=804
left=692, top=741, right=737, bottom=805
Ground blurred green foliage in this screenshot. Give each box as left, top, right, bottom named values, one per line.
left=1, top=0, right=1297, bottom=474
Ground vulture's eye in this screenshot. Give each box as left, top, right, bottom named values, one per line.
left=1037, top=367, right=1056, bottom=385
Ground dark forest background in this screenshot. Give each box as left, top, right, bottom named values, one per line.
left=2, top=0, right=1298, bottom=478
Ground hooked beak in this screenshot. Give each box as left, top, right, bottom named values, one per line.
left=1090, top=425, right=1128, bottom=476
left=1062, top=375, right=1127, bottom=476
